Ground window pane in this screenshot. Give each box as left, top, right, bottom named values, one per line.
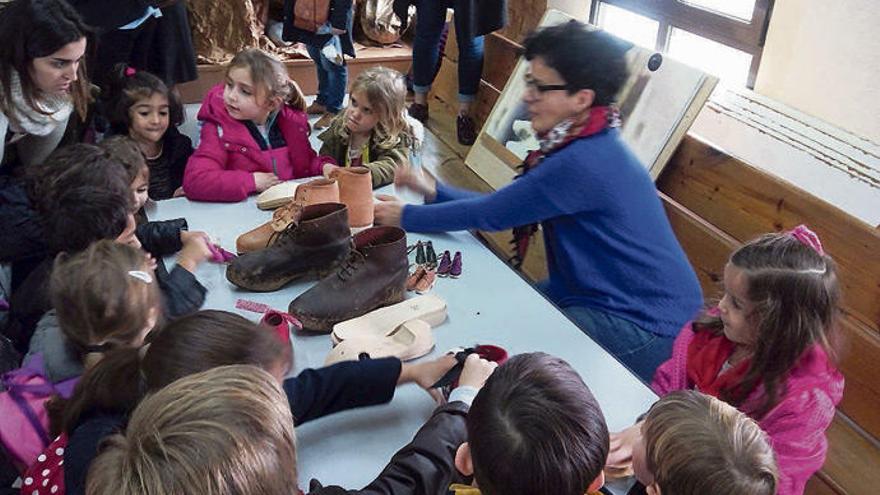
left=667, top=28, right=752, bottom=86
left=679, top=0, right=755, bottom=21
left=596, top=2, right=659, bottom=50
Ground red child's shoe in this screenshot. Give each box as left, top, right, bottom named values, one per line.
left=261, top=310, right=303, bottom=344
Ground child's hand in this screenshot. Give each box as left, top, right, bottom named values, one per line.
left=393, top=164, right=436, bottom=201
left=398, top=354, right=458, bottom=403
left=458, top=353, right=498, bottom=390
left=172, top=187, right=186, bottom=198
left=323, top=163, right=341, bottom=178
left=606, top=421, right=643, bottom=470
left=373, top=194, right=404, bottom=227
left=253, top=172, right=282, bottom=192
left=330, top=27, right=346, bottom=35
left=176, top=232, right=213, bottom=273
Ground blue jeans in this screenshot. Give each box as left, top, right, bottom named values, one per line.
left=562, top=305, right=675, bottom=383
left=306, top=43, right=347, bottom=113
left=412, top=0, right=484, bottom=102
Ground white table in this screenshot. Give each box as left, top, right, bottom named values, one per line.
left=149, top=186, right=655, bottom=493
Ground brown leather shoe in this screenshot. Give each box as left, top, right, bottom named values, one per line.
left=288, top=226, right=408, bottom=333
left=331, top=166, right=373, bottom=229
left=236, top=178, right=340, bottom=254
left=226, top=203, right=351, bottom=292
left=306, top=101, right=327, bottom=115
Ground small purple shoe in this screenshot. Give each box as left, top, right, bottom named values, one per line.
left=437, top=250, right=452, bottom=277
left=449, top=251, right=462, bottom=278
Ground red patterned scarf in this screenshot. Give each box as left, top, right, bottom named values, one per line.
left=509, top=106, right=620, bottom=268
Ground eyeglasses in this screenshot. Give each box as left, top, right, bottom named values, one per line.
left=524, top=76, right=568, bottom=95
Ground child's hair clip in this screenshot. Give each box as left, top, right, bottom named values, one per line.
left=128, top=270, right=153, bottom=283
left=789, top=224, right=825, bottom=256
left=124, top=66, right=137, bottom=77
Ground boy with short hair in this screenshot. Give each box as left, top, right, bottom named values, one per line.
left=630, top=390, right=778, bottom=495
left=451, top=352, right=609, bottom=495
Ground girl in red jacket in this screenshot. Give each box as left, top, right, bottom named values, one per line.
left=183, top=48, right=335, bottom=202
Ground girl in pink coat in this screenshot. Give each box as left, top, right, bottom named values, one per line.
left=183, top=48, right=335, bottom=202
left=608, top=226, right=844, bottom=495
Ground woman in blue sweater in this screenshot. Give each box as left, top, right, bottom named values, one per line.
left=375, top=21, right=702, bottom=381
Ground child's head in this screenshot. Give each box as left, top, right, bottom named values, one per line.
left=86, top=365, right=298, bottom=495
left=343, top=67, right=413, bottom=149
left=28, top=143, right=136, bottom=253
left=99, top=135, right=149, bottom=211
left=141, top=309, right=293, bottom=388
left=224, top=48, right=306, bottom=123
left=458, top=352, right=609, bottom=495
left=51, top=239, right=160, bottom=357
left=633, top=390, right=777, bottom=495
left=105, top=65, right=183, bottom=142
left=710, top=225, right=840, bottom=413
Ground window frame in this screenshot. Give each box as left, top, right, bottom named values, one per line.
left=589, top=0, right=775, bottom=88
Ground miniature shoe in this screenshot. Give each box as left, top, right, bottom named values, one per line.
left=425, top=241, right=437, bottom=268
left=414, top=241, right=426, bottom=265
left=408, top=102, right=429, bottom=123
left=331, top=166, right=374, bottom=229
left=449, top=251, right=462, bottom=278
left=324, top=319, right=434, bottom=365
left=457, top=115, right=477, bottom=146
left=405, top=266, right=427, bottom=292
left=260, top=310, right=303, bottom=343
left=331, top=293, right=447, bottom=345
left=436, top=250, right=452, bottom=277
left=414, top=268, right=436, bottom=294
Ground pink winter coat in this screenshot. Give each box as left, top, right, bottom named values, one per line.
left=652, top=323, right=844, bottom=495
left=183, top=84, right=335, bottom=202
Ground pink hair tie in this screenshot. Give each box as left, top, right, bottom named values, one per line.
left=789, top=224, right=825, bottom=255
left=124, top=67, right=137, bottom=77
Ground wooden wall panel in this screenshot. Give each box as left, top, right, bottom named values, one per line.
left=658, top=135, right=880, bottom=334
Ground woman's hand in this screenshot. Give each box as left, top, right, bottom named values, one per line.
left=393, top=164, right=436, bottom=201
left=373, top=194, right=404, bottom=227
left=253, top=172, right=281, bottom=192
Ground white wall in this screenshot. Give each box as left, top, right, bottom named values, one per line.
left=754, top=0, right=880, bottom=143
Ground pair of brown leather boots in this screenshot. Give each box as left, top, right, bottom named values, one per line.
left=236, top=167, right=375, bottom=254
left=226, top=205, right=409, bottom=334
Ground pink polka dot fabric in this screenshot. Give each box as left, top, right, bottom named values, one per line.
left=21, top=433, right=66, bottom=495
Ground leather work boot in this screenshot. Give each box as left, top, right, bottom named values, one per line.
left=236, top=178, right=340, bottom=254
left=332, top=166, right=373, bottom=229
left=226, top=203, right=351, bottom=292
left=288, top=226, right=408, bottom=333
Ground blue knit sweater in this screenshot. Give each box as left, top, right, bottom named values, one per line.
left=402, top=129, right=702, bottom=336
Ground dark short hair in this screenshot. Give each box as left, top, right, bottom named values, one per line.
left=28, top=143, right=132, bottom=252
left=523, top=20, right=630, bottom=106
left=99, top=135, right=147, bottom=183
left=104, top=64, right=185, bottom=135
left=467, top=352, right=610, bottom=495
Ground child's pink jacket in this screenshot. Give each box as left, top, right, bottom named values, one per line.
left=183, top=84, right=335, bottom=202
left=652, top=323, right=844, bottom=495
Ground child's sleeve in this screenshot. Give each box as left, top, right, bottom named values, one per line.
left=283, top=357, right=401, bottom=425
left=364, top=144, right=408, bottom=188
left=135, top=218, right=187, bottom=257
left=650, top=325, right=694, bottom=395
left=182, top=122, right=257, bottom=202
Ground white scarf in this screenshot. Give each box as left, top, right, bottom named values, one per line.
left=3, top=70, right=73, bottom=137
